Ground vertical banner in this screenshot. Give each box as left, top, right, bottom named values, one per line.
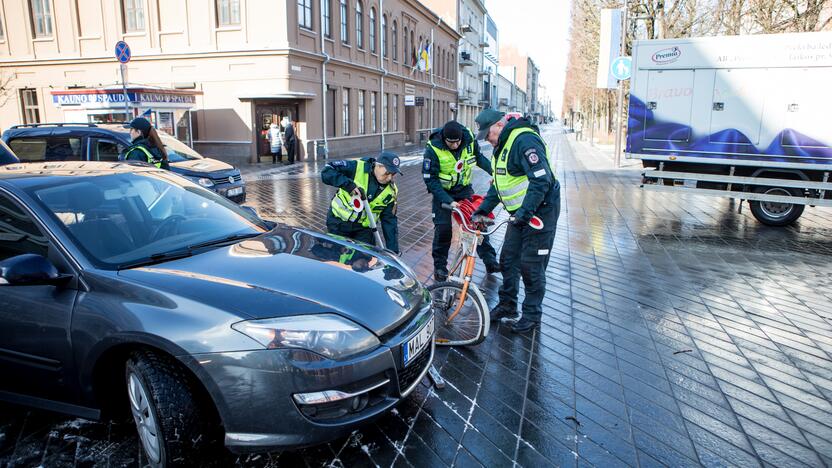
left=596, top=9, right=622, bottom=89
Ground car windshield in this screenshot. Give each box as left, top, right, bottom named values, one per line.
left=0, top=139, right=19, bottom=165
left=26, top=171, right=268, bottom=270
left=161, top=134, right=203, bottom=162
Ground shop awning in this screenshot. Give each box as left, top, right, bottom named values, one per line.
left=237, top=91, right=316, bottom=100
left=51, top=85, right=201, bottom=109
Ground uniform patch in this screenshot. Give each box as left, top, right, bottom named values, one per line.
left=537, top=249, right=549, bottom=255
left=423, top=159, right=431, bottom=171
left=496, top=168, right=507, bottom=175
left=392, top=157, right=400, bottom=166
left=331, top=160, right=347, bottom=167
left=527, top=152, right=540, bottom=164
left=533, top=168, right=547, bottom=178
left=423, top=173, right=431, bottom=178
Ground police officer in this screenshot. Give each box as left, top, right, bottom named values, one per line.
left=423, top=120, right=500, bottom=281
left=121, top=117, right=170, bottom=170
left=321, top=151, right=401, bottom=253
left=472, top=109, right=560, bottom=333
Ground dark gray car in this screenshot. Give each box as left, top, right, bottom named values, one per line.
left=0, top=161, right=434, bottom=466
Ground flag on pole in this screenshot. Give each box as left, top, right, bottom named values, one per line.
left=419, top=42, right=431, bottom=72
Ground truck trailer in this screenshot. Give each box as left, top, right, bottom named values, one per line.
left=627, top=31, right=832, bottom=225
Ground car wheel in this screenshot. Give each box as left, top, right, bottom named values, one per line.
left=125, top=350, right=219, bottom=467
left=748, top=186, right=805, bottom=226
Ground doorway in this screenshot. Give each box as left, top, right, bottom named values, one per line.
left=255, top=102, right=298, bottom=158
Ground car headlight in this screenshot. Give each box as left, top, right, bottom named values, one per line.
left=231, top=314, right=380, bottom=360
left=187, top=176, right=214, bottom=187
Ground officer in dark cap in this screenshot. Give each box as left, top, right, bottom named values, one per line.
left=423, top=120, right=500, bottom=281
left=321, top=151, right=401, bottom=253
left=472, top=109, right=560, bottom=333
left=121, top=117, right=170, bottom=170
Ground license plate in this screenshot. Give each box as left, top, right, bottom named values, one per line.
left=402, top=315, right=434, bottom=367
left=227, top=187, right=244, bottom=197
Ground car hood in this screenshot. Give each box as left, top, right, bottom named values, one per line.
left=118, top=225, right=422, bottom=336
left=171, top=158, right=234, bottom=174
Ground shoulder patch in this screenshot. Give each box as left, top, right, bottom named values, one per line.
left=331, top=160, right=347, bottom=167
left=422, top=159, right=431, bottom=171
left=526, top=151, right=540, bottom=164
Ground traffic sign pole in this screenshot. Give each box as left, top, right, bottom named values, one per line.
left=613, top=0, right=629, bottom=169
left=114, top=41, right=132, bottom=121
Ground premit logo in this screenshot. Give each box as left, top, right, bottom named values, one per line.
left=652, top=46, right=681, bottom=64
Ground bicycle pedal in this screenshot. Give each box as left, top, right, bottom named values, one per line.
left=428, top=365, right=446, bottom=389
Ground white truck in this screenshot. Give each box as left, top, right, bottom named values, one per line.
left=628, top=31, right=832, bottom=225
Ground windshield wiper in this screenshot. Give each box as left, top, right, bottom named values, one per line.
left=117, top=250, right=195, bottom=270
left=116, top=233, right=261, bottom=270
left=185, top=232, right=261, bottom=251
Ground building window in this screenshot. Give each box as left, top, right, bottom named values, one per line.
left=342, top=88, right=350, bottom=135
left=369, top=8, right=376, bottom=53
left=323, top=0, right=331, bottom=38
left=216, top=0, right=241, bottom=27
left=355, top=1, right=363, bottom=49
left=20, top=89, right=40, bottom=124
left=370, top=92, right=377, bottom=133
left=358, top=90, right=366, bottom=134
left=340, top=0, right=348, bottom=43
left=29, top=0, right=53, bottom=38
left=382, top=93, right=388, bottom=132
left=393, top=95, right=399, bottom=131
left=122, top=0, right=145, bottom=32
left=392, top=21, right=398, bottom=61
left=403, top=27, right=408, bottom=64
left=381, top=15, right=387, bottom=57
left=0, top=12, right=5, bottom=40
left=298, top=0, right=313, bottom=30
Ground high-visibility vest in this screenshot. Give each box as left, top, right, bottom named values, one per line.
left=491, top=127, right=550, bottom=212
left=427, top=128, right=477, bottom=190
left=125, top=145, right=162, bottom=168
left=330, top=161, right=398, bottom=226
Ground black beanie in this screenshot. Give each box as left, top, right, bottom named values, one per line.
left=441, top=121, right=464, bottom=141
left=128, top=117, right=152, bottom=138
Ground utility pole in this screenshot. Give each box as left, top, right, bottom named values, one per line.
left=613, top=0, right=629, bottom=168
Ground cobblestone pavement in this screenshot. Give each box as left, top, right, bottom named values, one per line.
left=3, top=126, right=832, bottom=467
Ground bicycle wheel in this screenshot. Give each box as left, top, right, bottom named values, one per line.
left=428, top=281, right=487, bottom=346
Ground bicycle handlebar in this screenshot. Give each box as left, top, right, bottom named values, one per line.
left=440, top=203, right=512, bottom=236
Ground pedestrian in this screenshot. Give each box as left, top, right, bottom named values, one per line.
left=266, top=121, right=283, bottom=163
left=471, top=109, right=560, bottom=334
left=423, top=120, right=500, bottom=281
left=282, top=117, right=297, bottom=164
left=321, top=151, right=401, bottom=254
left=575, top=118, right=583, bottom=141
left=121, top=117, right=170, bottom=170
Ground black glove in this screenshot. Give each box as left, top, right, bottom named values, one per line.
left=511, top=216, right=528, bottom=227
left=471, top=213, right=487, bottom=224
left=352, top=186, right=366, bottom=200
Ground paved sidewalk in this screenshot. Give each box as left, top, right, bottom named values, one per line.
left=2, top=127, right=832, bottom=467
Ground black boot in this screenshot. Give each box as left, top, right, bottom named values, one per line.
left=490, top=305, right=518, bottom=322
left=434, top=267, right=448, bottom=282
left=511, top=317, right=540, bottom=333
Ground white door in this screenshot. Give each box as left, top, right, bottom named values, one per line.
left=643, top=69, right=695, bottom=142
left=782, top=67, right=832, bottom=148
left=709, top=69, right=766, bottom=145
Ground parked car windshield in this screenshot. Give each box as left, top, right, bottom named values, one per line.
left=0, top=139, right=19, bottom=165
left=160, top=134, right=203, bottom=162
left=26, top=171, right=268, bottom=269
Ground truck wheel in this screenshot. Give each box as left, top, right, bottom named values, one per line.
left=125, top=350, right=220, bottom=467
left=749, top=186, right=805, bottom=226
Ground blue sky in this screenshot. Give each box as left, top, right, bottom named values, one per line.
left=486, top=0, right=572, bottom=112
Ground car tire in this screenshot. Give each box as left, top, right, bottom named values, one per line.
left=125, top=350, right=220, bottom=467
left=748, top=186, right=805, bottom=226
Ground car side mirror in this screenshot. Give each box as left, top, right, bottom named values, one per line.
left=0, top=254, right=72, bottom=287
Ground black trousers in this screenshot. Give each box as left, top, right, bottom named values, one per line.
left=326, top=217, right=376, bottom=246
left=497, top=198, right=560, bottom=322
left=286, top=141, right=296, bottom=163
left=431, top=190, right=498, bottom=272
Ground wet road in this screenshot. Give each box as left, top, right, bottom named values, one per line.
left=2, top=126, right=832, bottom=467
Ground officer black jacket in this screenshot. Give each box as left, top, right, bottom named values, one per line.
left=122, top=137, right=170, bottom=170
left=321, top=157, right=399, bottom=252
left=478, top=118, right=559, bottom=227
left=422, top=124, right=492, bottom=205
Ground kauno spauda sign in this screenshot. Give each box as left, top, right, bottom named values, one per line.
left=52, top=91, right=196, bottom=106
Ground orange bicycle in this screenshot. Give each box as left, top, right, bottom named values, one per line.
left=429, top=204, right=511, bottom=346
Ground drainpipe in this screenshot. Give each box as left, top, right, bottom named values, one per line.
left=430, top=26, right=436, bottom=130
left=379, top=0, right=387, bottom=151
left=320, top=0, right=330, bottom=159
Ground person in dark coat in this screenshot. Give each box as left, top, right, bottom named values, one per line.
left=282, top=117, right=297, bottom=164
left=121, top=117, right=170, bottom=170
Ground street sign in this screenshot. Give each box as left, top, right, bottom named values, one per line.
left=404, top=95, right=415, bottom=106
left=611, top=56, right=632, bottom=81
left=414, top=96, right=425, bottom=107
left=115, top=41, right=131, bottom=63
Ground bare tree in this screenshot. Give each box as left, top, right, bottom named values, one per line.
left=0, top=71, right=14, bottom=108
